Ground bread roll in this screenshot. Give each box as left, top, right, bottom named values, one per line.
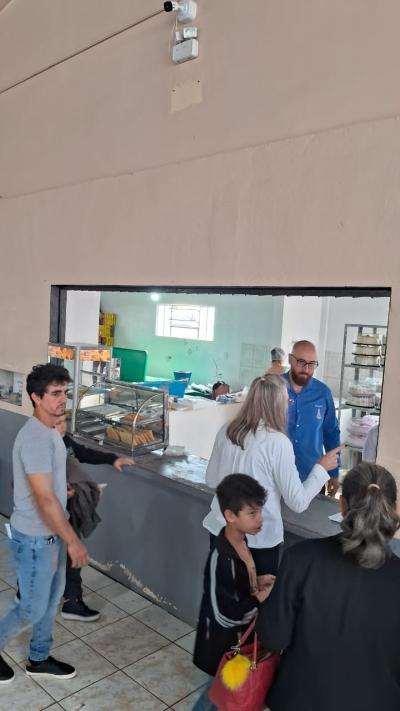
left=106, top=426, right=121, bottom=442
left=106, top=425, right=155, bottom=447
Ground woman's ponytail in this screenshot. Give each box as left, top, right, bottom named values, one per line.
left=341, top=463, right=400, bottom=569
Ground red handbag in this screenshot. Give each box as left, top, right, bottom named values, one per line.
left=208, top=617, right=280, bottom=711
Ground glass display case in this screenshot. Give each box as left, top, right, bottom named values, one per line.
left=48, top=343, right=113, bottom=428
left=74, top=381, right=169, bottom=455
left=0, top=368, right=24, bottom=406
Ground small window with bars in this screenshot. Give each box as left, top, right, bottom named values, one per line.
left=155, top=304, right=215, bottom=341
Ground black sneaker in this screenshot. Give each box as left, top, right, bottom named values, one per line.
left=0, top=655, right=14, bottom=684
left=61, top=596, right=100, bottom=622
left=26, top=656, right=76, bottom=679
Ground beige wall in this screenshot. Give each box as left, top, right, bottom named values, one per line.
left=0, top=0, right=399, bottom=474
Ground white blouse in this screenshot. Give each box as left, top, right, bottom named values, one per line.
left=203, top=425, right=328, bottom=548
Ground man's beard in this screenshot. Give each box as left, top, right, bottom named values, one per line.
left=290, top=370, right=312, bottom=386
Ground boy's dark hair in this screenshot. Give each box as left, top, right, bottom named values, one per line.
left=217, top=473, right=266, bottom=516
left=26, top=364, right=71, bottom=406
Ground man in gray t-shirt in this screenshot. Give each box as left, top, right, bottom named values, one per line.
left=12, top=417, right=67, bottom=536
left=0, top=364, right=89, bottom=685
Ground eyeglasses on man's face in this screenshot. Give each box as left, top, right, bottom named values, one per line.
left=289, top=354, right=319, bottom=370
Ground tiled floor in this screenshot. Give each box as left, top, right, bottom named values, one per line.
left=0, top=516, right=206, bottom=710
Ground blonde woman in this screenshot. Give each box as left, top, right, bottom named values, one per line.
left=203, top=375, right=340, bottom=575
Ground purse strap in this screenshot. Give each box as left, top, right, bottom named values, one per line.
left=234, top=616, right=259, bottom=666
left=237, top=615, right=257, bottom=646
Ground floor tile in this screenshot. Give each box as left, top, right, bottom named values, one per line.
left=59, top=670, right=167, bottom=710
left=2, top=650, right=16, bottom=668
left=0, top=534, right=11, bottom=552
left=98, top=581, right=153, bottom=614
left=0, top=577, right=11, bottom=591
left=124, top=644, right=207, bottom=706
left=0, top=660, right=54, bottom=710
left=0, top=513, right=10, bottom=528
left=82, top=616, right=169, bottom=668
left=57, top=590, right=126, bottom=637
left=172, top=686, right=207, bottom=710
left=0, top=539, right=17, bottom=586
left=0, top=587, right=20, bottom=614
left=31, top=638, right=117, bottom=701
left=43, top=706, right=64, bottom=710
left=81, top=565, right=113, bottom=591
left=174, top=630, right=196, bottom=654
left=6, top=620, right=75, bottom=663
left=133, top=605, right=193, bottom=642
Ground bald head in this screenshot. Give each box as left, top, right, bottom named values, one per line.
left=292, top=340, right=317, bottom=358
left=289, top=341, right=319, bottom=387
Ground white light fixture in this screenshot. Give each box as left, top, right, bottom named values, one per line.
left=150, top=292, right=161, bottom=302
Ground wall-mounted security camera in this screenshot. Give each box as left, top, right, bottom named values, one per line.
left=163, top=1, right=197, bottom=22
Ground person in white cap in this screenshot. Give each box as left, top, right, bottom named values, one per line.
left=267, top=347, right=287, bottom=376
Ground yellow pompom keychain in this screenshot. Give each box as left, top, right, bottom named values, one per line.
left=221, top=653, right=252, bottom=690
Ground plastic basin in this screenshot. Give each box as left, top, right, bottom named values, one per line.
left=173, top=370, right=192, bottom=381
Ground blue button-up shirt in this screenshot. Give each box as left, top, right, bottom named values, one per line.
left=283, top=372, right=340, bottom=482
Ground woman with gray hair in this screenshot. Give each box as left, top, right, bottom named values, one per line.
left=257, top=462, right=400, bottom=711
left=203, top=375, right=341, bottom=575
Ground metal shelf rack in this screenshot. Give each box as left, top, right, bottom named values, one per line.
left=338, top=323, right=386, bottom=466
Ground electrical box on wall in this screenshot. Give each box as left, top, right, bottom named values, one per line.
left=164, top=0, right=200, bottom=65
left=172, top=38, right=199, bottom=64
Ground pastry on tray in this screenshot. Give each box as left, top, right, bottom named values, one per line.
left=106, top=425, right=155, bottom=447
left=120, top=412, right=144, bottom=424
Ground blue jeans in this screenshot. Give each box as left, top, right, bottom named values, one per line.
left=0, top=526, right=66, bottom=661
left=192, top=677, right=217, bottom=711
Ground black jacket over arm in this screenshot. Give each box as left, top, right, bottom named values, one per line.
left=257, top=534, right=400, bottom=711
left=64, top=432, right=117, bottom=467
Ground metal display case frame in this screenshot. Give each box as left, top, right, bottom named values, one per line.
left=73, top=380, right=169, bottom=456
left=337, top=323, right=386, bottom=466
left=48, top=343, right=112, bottom=430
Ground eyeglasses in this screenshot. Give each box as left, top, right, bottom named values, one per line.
left=289, top=355, right=319, bottom=370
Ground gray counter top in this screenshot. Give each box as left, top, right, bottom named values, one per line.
left=282, top=496, right=341, bottom=539
left=132, top=450, right=343, bottom=541
left=138, top=451, right=400, bottom=554
left=135, top=450, right=211, bottom=493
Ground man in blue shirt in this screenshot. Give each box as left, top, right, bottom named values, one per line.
left=283, top=340, right=341, bottom=496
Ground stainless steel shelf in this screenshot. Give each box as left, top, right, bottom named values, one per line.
left=344, top=403, right=380, bottom=414
left=107, top=415, right=163, bottom=427
left=338, top=323, right=387, bottom=426
left=352, top=341, right=382, bottom=346
left=344, top=363, right=383, bottom=369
